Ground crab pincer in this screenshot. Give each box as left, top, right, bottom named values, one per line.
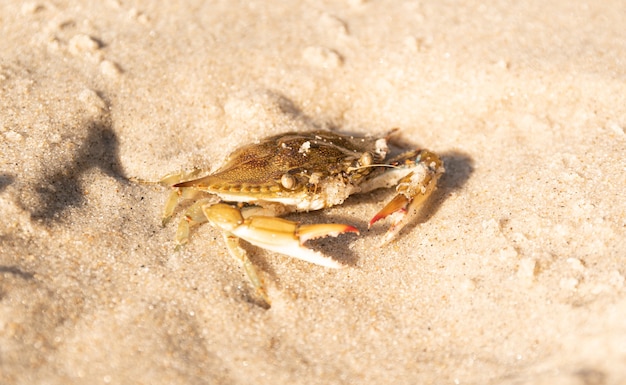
left=368, top=150, right=444, bottom=245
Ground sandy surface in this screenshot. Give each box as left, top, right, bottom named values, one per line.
left=1, top=1, right=626, bottom=384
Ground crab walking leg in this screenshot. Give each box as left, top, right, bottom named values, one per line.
left=160, top=169, right=210, bottom=226
left=162, top=190, right=181, bottom=226
left=223, top=233, right=271, bottom=305
left=369, top=150, right=445, bottom=245
left=172, top=198, right=216, bottom=249
left=162, top=187, right=209, bottom=226
left=203, top=203, right=358, bottom=268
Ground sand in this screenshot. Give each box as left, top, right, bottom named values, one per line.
left=1, top=1, right=625, bottom=384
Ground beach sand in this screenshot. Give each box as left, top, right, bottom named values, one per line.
left=1, top=1, right=625, bottom=384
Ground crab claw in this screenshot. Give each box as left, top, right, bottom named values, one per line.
left=368, top=150, right=444, bottom=245
left=233, top=217, right=358, bottom=268
left=368, top=194, right=410, bottom=228
left=204, top=203, right=358, bottom=268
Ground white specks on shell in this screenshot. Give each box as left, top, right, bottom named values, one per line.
left=318, top=175, right=358, bottom=208
left=308, top=172, right=323, bottom=185
left=299, top=141, right=311, bottom=155
left=375, top=138, right=388, bottom=159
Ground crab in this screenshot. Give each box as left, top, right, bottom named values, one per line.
left=159, top=130, right=444, bottom=305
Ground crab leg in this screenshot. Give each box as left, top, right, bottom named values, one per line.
left=170, top=198, right=217, bottom=249
left=223, top=233, right=271, bottom=305
left=368, top=150, right=444, bottom=245
left=203, top=203, right=358, bottom=269
left=160, top=169, right=210, bottom=226
left=162, top=188, right=206, bottom=226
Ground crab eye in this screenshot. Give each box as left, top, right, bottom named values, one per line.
left=281, top=173, right=297, bottom=190
left=358, top=152, right=373, bottom=167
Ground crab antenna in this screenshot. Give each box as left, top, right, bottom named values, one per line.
left=347, top=163, right=400, bottom=172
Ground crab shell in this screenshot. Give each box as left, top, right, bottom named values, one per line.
left=173, top=131, right=391, bottom=211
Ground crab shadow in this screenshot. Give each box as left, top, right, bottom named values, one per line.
left=428, top=150, right=474, bottom=211
left=0, top=265, right=34, bottom=280
left=30, top=119, right=126, bottom=222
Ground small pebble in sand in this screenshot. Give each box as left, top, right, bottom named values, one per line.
left=68, top=34, right=101, bottom=56
left=100, top=60, right=123, bottom=79
left=302, top=46, right=343, bottom=69
left=78, top=88, right=107, bottom=115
